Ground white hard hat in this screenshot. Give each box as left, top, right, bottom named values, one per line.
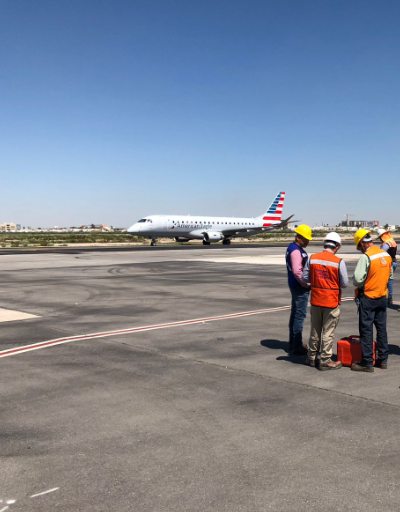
left=324, top=232, right=342, bottom=247
left=376, top=228, right=386, bottom=238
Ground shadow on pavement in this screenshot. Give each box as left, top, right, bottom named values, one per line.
left=388, top=344, right=400, bottom=356
left=275, top=355, right=309, bottom=366
left=260, top=338, right=400, bottom=367
left=260, top=339, right=309, bottom=365
left=260, top=339, right=290, bottom=352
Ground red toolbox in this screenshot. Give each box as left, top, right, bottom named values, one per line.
left=337, top=335, right=376, bottom=367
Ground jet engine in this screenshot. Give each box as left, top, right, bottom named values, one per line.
left=203, top=231, right=224, bottom=243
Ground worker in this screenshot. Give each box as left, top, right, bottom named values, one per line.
left=352, top=229, right=393, bottom=372
left=285, top=225, right=312, bottom=355
left=376, top=228, right=397, bottom=305
left=302, top=232, right=348, bottom=370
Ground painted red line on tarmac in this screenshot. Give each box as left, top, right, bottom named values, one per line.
left=0, top=297, right=357, bottom=359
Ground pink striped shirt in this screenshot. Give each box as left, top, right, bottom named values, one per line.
left=290, top=248, right=310, bottom=288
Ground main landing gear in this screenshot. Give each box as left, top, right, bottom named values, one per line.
left=222, top=239, right=231, bottom=245
left=150, top=238, right=157, bottom=246
left=203, top=240, right=211, bottom=245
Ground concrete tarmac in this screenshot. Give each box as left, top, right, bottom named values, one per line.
left=1, top=245, right=400, bottom=511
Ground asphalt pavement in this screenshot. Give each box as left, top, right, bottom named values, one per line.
left=1, top=245, right=400, bottom=511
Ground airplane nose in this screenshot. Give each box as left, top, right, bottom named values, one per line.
left=128, top=223, right=140, bottom=233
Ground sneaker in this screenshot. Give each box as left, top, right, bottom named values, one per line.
left=318, top=360, right=342, bottom=371
left=375, top=360, right=388, bottom=369
left=304, top=356, right=316, bottom=367
left=351, top=362, right=374, bottom=372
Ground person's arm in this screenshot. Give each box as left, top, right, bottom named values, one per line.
left=353, top=254, right=369, bottom=288
left=339, top=260, right=349, bottom=289
left=381, top=242, right=390, bottom=252
left=291, top=250, right=310, bottom=288
left=302, top=258, right=310, bottom=284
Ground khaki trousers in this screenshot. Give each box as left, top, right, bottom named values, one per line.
left=308, top=305, right=340, bottom=363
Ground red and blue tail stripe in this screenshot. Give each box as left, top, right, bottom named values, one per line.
left=262, top=191, right=285, bottom=227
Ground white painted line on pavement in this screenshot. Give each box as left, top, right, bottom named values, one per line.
left=0, top=297, right=357, bottom=359
left=30, top=488, right=59, bottom=498
left=0, top=307, right=39, bottom=323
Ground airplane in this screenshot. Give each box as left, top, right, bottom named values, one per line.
left=127, top=191, right=293, bottom=246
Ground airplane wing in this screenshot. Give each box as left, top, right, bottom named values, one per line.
left=221, top=215, right=295, bottom=236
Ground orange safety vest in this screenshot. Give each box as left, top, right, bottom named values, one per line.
left=380, top=232, right=397, bottom=261
left=309, top=251, right=341, bottom=308
left=363, top=246, right=392, bottom=299
left=380, top=232, right=397, bottom=248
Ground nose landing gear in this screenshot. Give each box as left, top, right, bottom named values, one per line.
left=150, top=238, right=157, bottom=246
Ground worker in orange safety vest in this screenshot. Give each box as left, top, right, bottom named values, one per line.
left=352, top=229, right=393, bottom=372
left=376, top=228, right=397, bottom=304
left=302, top=232, right=348, bottom=370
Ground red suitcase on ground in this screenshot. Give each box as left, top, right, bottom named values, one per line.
left=337, top=335, right=376, bottom=367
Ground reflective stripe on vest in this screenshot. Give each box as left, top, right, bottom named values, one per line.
left=309, top=251, right=341, bottom=308
left=364, top=246, right=392, bottom=299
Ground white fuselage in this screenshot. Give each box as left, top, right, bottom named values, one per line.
left=128, top=192, right=288, bottom=244
left=128, top=215, right=270, bottom=239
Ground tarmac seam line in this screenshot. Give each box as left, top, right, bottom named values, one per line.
left=111, top=340, right=400, bottom=411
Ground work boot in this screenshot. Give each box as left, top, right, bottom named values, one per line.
left=318, top=360, right=342, bottom=371
left=375, top=360, right=388, bottom=369
left=293, top=345, right=308, bottom=355
left=304, top=356, right=316, bottom=367
left=351, top=362, right=374, bottom=373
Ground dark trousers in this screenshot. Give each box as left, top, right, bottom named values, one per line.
left=359, top=295, right=388, bottom=367
left=388, top=261, right=397, bottom=299
left=289, top=287, right=309, bottom=350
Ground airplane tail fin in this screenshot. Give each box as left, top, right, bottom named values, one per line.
left=256, top=191, right=286, bottom=227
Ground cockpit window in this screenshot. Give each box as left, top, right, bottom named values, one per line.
left=138, top=219, right=147, bottom=223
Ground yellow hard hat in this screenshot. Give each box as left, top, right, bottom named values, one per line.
left=354, top=228, right=372, bottom=247
left=295, top=224, right=312, bottom=241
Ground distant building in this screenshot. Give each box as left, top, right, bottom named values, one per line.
left=0, top=222, right=17, bottom=232
left=79, top=224, right=110, bottom=232
left=340, top=220, right=379, bottom=228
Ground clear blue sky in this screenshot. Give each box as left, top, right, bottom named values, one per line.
left=1, top=0, right=399, bottom=227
